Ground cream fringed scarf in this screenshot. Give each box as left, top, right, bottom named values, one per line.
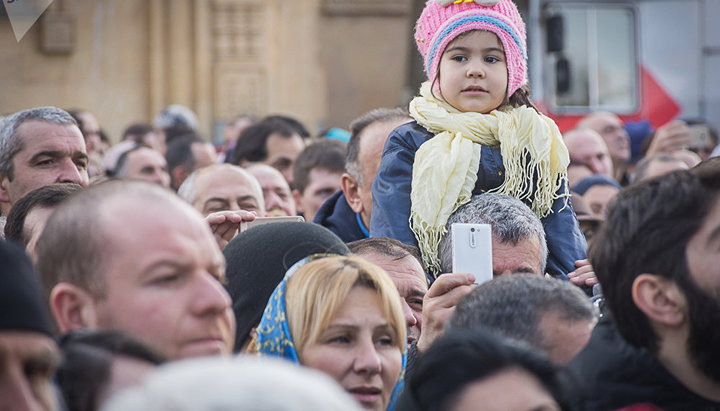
left=409, top=82, right=570, bottom=276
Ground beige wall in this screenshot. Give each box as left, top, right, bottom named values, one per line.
left=0, top=0, right=413, bottom=140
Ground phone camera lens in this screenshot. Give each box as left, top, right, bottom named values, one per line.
left=470, top=228, right=475, bottom=232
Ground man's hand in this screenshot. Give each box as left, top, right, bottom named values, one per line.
left=646, top=120, right=692, bottom=156
left=567, top=259, right=598, bottom=286
left=415, top=273, right=475, bottom=354
left=206, top=210, right=256, bottom=250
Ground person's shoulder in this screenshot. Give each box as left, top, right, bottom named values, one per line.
left=387, top=121, right=432, bottom=150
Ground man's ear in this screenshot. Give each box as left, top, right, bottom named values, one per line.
left=49, top=283, right=100, bottom=333
left=341, top=173, right=363, bottom=214
left=632, top=274, right=686, bottom=327
left=292, top=188, right=304, bottom=214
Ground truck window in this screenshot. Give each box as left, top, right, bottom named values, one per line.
left=545, top=3, right=638, bottom=114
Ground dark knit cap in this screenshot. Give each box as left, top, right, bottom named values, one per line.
left=0, top=240, right=53, bottom=336
left=573, top=174, right=621, bottom=196
left=223, top=222, right=350, bottom=351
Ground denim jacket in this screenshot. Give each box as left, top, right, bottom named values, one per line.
left=369, top=121, right=587, bottom=278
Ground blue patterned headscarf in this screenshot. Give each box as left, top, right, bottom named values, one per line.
left=256, top=263, right=407, bottom=410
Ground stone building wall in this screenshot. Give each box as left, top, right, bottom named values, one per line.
left=0, top=0, right=415, bottom=141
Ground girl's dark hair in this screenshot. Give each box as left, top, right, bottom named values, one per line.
left=508, top=84, right=540, bottom=112
left=395, top=329, right=569, bottom=411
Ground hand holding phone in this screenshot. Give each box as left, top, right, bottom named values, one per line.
left=451, top=223, right=493, bottom=286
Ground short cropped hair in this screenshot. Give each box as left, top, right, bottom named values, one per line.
left=348, top=237, right=423, bottom=268
left=346, top=108, right=409, bottom=184
left=4, top=184, right=83, bottom=246
left=0, top=107, right=77, bottom=180
left=122, top=123, right=154, bottom=142
left=438, top=194, right=547, bottom=273
left=36, top=180, right=184, bottom=300
left=293, top=140, right=346, bottom=194
left=447, top=275, right=596, bottom=353
left=398, top=329, right=569, bottom=411
left=590, top=167, right=720, bottom=352
left=285, top=256, right=406, bottom=355
left=264, top=114, right=310, bottom=139
left=111, top=144, right=152, bottom=178
left=232, top=117, right=301, bottom=165
left=165, top=136, right=205, bottom=177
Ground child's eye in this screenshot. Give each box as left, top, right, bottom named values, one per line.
left=451, top=55, right=467, bottom=63
left=485, top=56, right=501, bottom=63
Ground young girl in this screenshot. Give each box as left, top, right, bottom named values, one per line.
left=370, top=0, right=587, bottom=278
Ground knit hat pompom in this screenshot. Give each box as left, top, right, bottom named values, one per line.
left=415, top=0, right=527, bottom=97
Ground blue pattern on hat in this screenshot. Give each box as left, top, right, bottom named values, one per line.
left=427, top=14, right=526, bottom=75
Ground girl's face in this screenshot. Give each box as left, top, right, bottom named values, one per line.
left=438, top=30, right=508, bottom=114
left=300, top=286, right=403, bottom=411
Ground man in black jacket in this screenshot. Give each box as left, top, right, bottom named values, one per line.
left=314, top=108, right=410, bottom=242
left=566, top=161, right=720, bottom=410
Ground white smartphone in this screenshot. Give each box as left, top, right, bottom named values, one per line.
left=239, top=216, right=304, bottom=232
left=451, top=223, right=493, bottom=286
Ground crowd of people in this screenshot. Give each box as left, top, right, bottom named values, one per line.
left=1, top=0, right=719, bottom=410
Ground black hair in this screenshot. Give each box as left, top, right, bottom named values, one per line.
left=4, top=183, right=83, bottom=245
left=292, top=139, right=346, bottom=194
left=589, top=164, right=720, bottom=352
left=56, top=330, right=166, bottom=411
left=231, top=117, right=301, bottom=165
left=395, top=329, right=569, bottom=411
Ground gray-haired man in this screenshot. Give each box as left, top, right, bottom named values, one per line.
left=439, top=193, right=548, bottom=277
left=0, top=107, right=89, bottom=220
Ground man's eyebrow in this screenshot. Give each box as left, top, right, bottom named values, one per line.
left=28, top=150, right=65, bottom=163
left=237, top=195, right=259, bottom=203
left=74, top=152, right=89, bottom=162
left=29, top=150, right=89, bottom=163
left=205, top=197, right=230, bottom=205
left=407, top=289, right=426, bottom=299
left=142, top=260, right=192, bottom=276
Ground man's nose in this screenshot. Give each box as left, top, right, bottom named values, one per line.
left=57, top=159, right=88, bottom=185
left=191, top=271, right=232, bottom=316
left=401, top=300, right=417, bottom=328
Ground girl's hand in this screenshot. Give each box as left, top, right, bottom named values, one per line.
left=567, top=259, right=598, bottom=287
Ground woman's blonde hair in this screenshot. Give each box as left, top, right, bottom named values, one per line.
left=285, top=255, right=407, bottom=355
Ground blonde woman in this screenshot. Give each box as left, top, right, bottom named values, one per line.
left=256, top=255, right=406, bottom=411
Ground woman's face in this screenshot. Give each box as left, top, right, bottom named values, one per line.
left=300, top=286, right=403, bottom=411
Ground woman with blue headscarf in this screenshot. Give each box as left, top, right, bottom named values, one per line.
left=255, top=255, right=407, bottom=411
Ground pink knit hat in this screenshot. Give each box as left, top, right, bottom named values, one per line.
left=415, top=0, right=527, bottom=97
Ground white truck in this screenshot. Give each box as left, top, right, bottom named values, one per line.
left=521, top=0, right=719, bottom=132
